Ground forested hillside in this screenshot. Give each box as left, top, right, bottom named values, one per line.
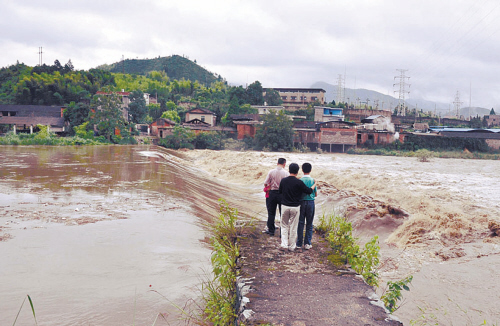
left=0, top=61, right=115, bottom=105
left=97, top=55, right=221, bottom=86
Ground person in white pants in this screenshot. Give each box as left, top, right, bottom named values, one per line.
left=278, top=163, right=316, bottom=252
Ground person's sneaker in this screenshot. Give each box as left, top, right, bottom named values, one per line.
left=304, top=244, right=312, bottom=250
left=264, top=230, right=275, bottom=236
left=279, top=245, right=287, bottom=251
left=295, top=247, right=303, bottom=253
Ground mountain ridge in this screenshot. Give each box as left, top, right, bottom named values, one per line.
left=96, top=55, right=221, bottom=86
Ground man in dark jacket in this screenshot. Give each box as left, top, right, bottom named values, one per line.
left=278, top=163, right=316, bottom=251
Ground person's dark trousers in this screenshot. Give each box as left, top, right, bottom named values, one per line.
left=297, top=200, right=315, bottom=247
left=266, top=190, right=281, bottom=235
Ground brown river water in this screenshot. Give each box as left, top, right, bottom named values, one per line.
left=0, top=145, right=257, bottom=326
left=1, top=146, right=500, bottom=325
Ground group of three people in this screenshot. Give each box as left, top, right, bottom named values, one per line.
left=263, top=158, right=317, bottom=252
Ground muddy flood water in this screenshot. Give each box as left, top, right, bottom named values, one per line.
left=0, top=145, right=256, bottom=326
left=2, top=146, right=500, bottom=325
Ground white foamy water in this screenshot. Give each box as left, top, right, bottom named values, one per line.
left=182, top=150, right=500, bottom=325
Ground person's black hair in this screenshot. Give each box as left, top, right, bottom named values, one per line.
left=302, top=162, right=312, bottom=174
left=278, top=158, right=286, bottom=165
left=289, top=163, right=299, bottom=174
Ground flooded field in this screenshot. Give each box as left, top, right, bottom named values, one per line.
left=2, top=146, right=500, bottom=325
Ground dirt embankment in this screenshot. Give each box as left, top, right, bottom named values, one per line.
left=237, top=221, right=402, bottom=326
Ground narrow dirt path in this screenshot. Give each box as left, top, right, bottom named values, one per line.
left=237, top=221, right=402, bottom=326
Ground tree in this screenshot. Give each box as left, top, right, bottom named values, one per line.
left=64, top=101, right=90, bottom=135
left=255, top=111, right=294, bottom=151
left=490, top=108, right=496, bottom=115
left=128, top=90, right=147, bottom=123
left=264, top=88, right=283, bottom=106
left=228, top=86, right=247, bottom=105
left=148, top=103, right=163, bottom=121
left=64, top=59, right=74, bottom=73
left=246, top=81, right=264, bottom=105
left=160, top=110, right=181, bottom=123
left=158, top=125, right=194, bottom=149
left=91, top=90, right=128, bottom=142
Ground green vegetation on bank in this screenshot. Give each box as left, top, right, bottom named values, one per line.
left=316, top=214, right=380, bottom=287
left=200, top=199, right=247, bottom=325
left=0, top=125, right=121, bottom=145
left=316, top=213, right=412, bottom=314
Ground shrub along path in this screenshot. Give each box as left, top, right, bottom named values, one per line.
left=237, top=221, right=402, bottom=326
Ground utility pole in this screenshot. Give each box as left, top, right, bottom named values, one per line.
left=469, top=82, right=472, bottom=121
left=453, top=91, right=463, bottom=119
left=336, top=74, right=345, bottom=104
left=38, top=47, right=43, bottom=66
left=394, top=69, right=410, bottom=116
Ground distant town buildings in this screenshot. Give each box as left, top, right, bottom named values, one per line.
left=265, top=88, right=326, bottom=111
left=484, top=114, right=500, bottom=127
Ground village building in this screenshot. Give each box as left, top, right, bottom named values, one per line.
left=314, top=106, right=344, bottom=122
left=293, top=120, right=357, bottom=153
left=184, top=108, right=216, bottom=126
left=251, top=105, right=284, bottom=115
left=355, top=115, right=398, bottom=146
left=0, top=104, right=67, bottom=134
left=230, top=114, right=261, bottom=140
left=94, top=90, right=130, bottom=122
left=413, top=122, right=430, bottom=132
left=344, top=108, right=391, bottom=123
left=149, top=118, right=176, bottom=138
left=264, top=88, right=326, bottom=111
left=429, top=127, right=500, bottom=150
left=484, top=114, right=500, bottom=127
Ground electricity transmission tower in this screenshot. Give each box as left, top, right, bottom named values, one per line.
left=336, top=74, right=345, bottom=104
left=453, top=91, right=463, bottom=119
left=394, top=69, right=410, bottom=116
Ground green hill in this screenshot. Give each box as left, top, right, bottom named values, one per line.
left=96, top=55, right=222, bottom=85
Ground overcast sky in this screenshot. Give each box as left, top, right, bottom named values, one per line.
left=1, top=0, right=499, bottom=109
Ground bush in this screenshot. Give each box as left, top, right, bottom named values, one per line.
left=381, top=275, right=413, bottom=313
left=416, top=149, right=432, bottom=162
left=322, top=214, right=380, bottom=286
